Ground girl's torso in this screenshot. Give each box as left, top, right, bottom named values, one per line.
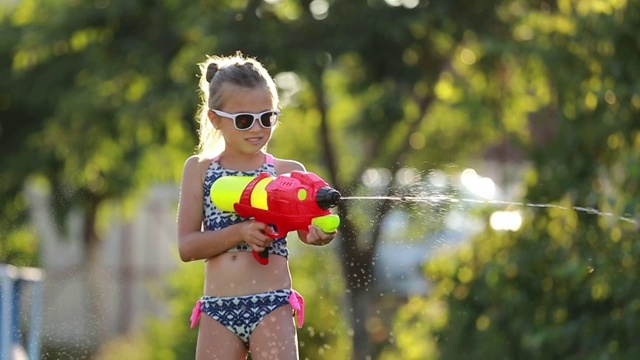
left=201, top=154, right=292, bottom=296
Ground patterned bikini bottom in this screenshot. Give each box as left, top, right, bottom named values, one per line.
left=190, top=288, right=305, bottom=345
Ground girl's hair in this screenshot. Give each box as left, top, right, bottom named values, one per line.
left=195, top=51, right=280, bottom=157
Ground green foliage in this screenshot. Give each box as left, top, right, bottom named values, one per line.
left=0, top=226, right=39, bottom=266
left=385, top=209, right=639, bottom=359
left=385, top=1, right=640, bottom=359
left=290, top=244, right=351, bottom=359
left=144, top=261, right=202, bottom=360
left=1, top=0, right=198, bottom=245
left=94, top=335, right=153, bottom=360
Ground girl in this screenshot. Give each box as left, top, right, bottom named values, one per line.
left=177, top=52, right=337, bottom=360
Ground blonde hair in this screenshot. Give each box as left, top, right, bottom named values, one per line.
left=195, top=52, right=280, bottom=157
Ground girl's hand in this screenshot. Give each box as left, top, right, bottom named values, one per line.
left=239, top=220, right=274, bottom=253
left=302, top=225, right=337, bottom=246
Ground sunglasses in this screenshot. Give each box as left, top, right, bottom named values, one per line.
left=211, top=109, right=280, bottom=130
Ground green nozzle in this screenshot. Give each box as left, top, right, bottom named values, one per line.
left=311, top=214, right=340, bottom=233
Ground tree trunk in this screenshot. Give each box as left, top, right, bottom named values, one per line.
left=82, top=198, right=107, bottom=354
left=338, top=217, right=376, bottom=359
left=350, top=288, right=372, bottom=360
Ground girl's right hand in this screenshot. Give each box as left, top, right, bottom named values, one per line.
left=239, top=220, right=273, bottom=253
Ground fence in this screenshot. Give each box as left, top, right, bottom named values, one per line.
left=0, top=264, right=44, bottom=360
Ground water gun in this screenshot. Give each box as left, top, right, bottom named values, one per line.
left=210, top=171, right=342, bottom=265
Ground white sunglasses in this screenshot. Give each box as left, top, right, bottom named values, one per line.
left=211, top=109, right=279, bottom=130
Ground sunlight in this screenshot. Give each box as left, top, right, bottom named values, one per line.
left=427, top=170, right=448, bottom=188
left=489, top=210, right=523, bottom=231
left=460, top=168, right=496, bottom=199
left=274, top=71, right=301, bottom=107
left=384, top=0, right=419, bottom=8
left=362, top=168, right=392, bottom=188
left=395, top=167, right=419, bottom=186
left=460, top=48, right=477, bottom=65
left=309, top=0, right=329, bottom=20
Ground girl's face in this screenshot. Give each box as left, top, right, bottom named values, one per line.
left=209, top=85, right=277, bottom=156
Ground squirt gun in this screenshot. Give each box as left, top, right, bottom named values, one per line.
left=210, top=171, right=342, bottom=265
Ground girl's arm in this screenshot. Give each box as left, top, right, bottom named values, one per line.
left=176, top=156, right=272, bottom=262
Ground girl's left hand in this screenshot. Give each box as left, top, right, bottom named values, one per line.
left=303, top=225, right=337, bottom=246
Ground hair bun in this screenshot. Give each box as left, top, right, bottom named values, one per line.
left=205, top=63, right=219, bottom=83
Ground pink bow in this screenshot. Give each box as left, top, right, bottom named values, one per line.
left=288, top=290, right=305, bottom=328
left=190, top=300, right=202, bottom=329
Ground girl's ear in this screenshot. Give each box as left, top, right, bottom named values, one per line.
left=208, top=110, right=220, bottom=129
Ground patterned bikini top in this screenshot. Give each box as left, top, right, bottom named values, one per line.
left=202, top=154, right=289, bottom=258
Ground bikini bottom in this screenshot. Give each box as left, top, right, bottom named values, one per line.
left=190, top=288, right=304, bottom=345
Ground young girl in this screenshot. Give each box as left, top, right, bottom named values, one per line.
left=177, top=52, right=337, bottom=360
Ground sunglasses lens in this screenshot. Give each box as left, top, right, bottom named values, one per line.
left=260, top=112, right=278, bottom=127
left=234, top=115, right=255, bottom=130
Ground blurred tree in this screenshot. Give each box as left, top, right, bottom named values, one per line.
left=384, top=0, right=640, bottom=358
left=0, top=4, right=41, bottom=267
left=2, top=0, right=201, bottom=354
left=2, top=0, right=526, bottom=357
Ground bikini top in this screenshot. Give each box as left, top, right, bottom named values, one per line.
left=202, top=154, right=289, bottom=258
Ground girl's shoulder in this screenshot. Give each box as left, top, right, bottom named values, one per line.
left=271, top=156, right=306, bottom=175
left=183, top=154, right=217, bottom=167
left=182, top=155, right=217, bottom=177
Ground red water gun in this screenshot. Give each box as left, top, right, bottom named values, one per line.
left=210, top=171, right=341, bottom=264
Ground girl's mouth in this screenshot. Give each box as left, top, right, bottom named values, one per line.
left=245, top=136, right=263, bottom=144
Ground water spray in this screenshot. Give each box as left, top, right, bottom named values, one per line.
left=210, top=171, right=637, bottom=265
